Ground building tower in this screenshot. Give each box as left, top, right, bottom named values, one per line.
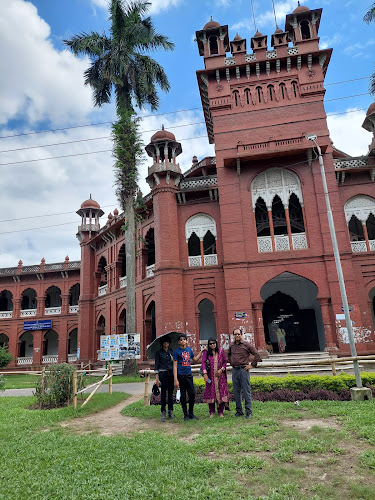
left=194, top=6, right=362, bottom=354
left=144, top=128, right=185, bottom=340
left=76, top=196, right=104, bottom=362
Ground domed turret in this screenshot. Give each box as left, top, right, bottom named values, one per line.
left=362, top=102, right=375, bottom=133
left=145, top=127, right=182, bottom=190
left=195, top=18, right=229, bottom=59
left=76, top=194, right=104, bottom=238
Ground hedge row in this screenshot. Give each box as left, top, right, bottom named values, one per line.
left=193, top=372, right=375, bottom=395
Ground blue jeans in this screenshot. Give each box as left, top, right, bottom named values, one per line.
left=232, top=367, right=252, bottom=416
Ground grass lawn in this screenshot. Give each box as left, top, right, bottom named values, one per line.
left=0, top=395, right=374, bottom=499
left=1, top=373, right=141, bottom=389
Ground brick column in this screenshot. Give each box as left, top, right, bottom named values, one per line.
left=252, top=301, right=267, bottom=355
left=61, top=294, right=69, bottom=316
left=33, top=330, right=43, bottom=367
left=318, top=297, right=338, bottom=351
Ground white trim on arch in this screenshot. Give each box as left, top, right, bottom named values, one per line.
left=185, top=213, right=217, bottom=242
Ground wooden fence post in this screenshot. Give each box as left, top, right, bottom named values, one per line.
left=144, top=374, right=150, bottom=406
left=108, top=364, right=113, bottom=394
left=330, top=360, right=337, bottom=376
left=73, top=370, right=77, bottom=410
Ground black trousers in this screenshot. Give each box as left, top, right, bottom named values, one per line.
left=159, top=370, right=174, bottom=413
left=177, top=374, right=195, bottom=416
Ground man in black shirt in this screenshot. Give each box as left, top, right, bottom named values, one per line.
left=155, top=336, right=175, bottom=421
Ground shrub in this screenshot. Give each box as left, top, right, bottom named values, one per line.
left=0, top=346, right=12, bottom=368
left=34, top=363, right=85, bottom=409
left=0, top=374, right=5, bottom=391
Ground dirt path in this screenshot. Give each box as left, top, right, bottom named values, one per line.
left=60, top=395, right=180, bottom=436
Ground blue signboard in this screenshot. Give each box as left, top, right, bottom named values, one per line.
left=234, top=312, right=246, bottom=319
left=24, top=320, right=52, bottom=331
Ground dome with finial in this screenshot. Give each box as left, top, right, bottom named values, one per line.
left=113, top=208, right=119, bottom=217
left=65, top=255, right=69, bottom=261
left=41, top=257, right=45, bottom=263
left=81, top=194, right=100, bottom=210
left=203, top=16, right=220, bottom=29
left=151, top=125, right=176, bottom=142
left=18, top=260, right=23, bottom=266
left=253, top=31, right=264, bottom=37
left=234, top=33, right=242, bottom=41
left=293, top=2, right=310, bottom=14
left=274, top=27, right=283, bottom=34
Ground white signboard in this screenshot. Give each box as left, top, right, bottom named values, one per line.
left=98, top=333, right=140, bottom=360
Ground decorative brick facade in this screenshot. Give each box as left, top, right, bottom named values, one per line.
left=1, top=4, right=375, bottom=368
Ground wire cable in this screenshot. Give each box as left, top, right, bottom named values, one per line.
left=0, top=76, right=371, bottom=140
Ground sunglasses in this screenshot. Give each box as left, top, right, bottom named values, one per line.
left=208, top=342, right=216, bottom=345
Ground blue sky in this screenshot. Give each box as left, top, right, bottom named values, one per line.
left=0, top=0, right=374, bottom=267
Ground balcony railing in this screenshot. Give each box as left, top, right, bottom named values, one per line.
left=68, top=354, right=77, bottom=363
left=0, top=311, right=12, bottom=319
left=275, top=235, right=290, bottom=251
left=146, top=264, right=155, bottom=278
left=203, top=254, right=218, bottom=266
left=17, top=357, right=33, bottom=365
left=21, top=309, right=37, bottom=317
left=45, top=307, right=61, bottom=315
left=188, top=256, right=202, bottom=267
left=351, top=240, right=375, bottom=253
left=98, top=284, right=107, bottom=296
left=258, top=233, right=308, bottom=253
left=42, top=355, right=58, bottom=364
left=120, top=276, right=127, bottom=288
left=69, top=305, right=79, bottom=314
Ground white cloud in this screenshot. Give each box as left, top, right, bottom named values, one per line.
left=320, top=33, right=342, bottom=50
left=90, top=0, right=183, bottom=15
left=0, top=0, right=94, bottom=127
left=327, top=108, right=370, bottom=157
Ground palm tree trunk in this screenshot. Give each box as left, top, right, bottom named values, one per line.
left=125, top=195, right=136, bottom=334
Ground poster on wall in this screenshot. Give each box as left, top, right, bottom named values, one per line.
left=98, top=333, right=140, bottom=360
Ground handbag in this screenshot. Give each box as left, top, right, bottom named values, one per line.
left=199, top=353, right=211, bottom=377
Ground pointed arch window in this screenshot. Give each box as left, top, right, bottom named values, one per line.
left=268, top=85, right=276, bottom=102
left=145, top=228, right=155, bottom=277
left=252, top=168, right=308, bottom=252
left=256, top=86, right=263, bottom=104
left=98, top=256, right=108, bottom=295
left=345, top=195, right=375, bottom=252
left=186, top=214, right=218, bottom=267
left=291, top=81, right=298, bottom=98
left=245, top=88, right=251, bottom=105
left=279, top=83, right=286, bottom=100
left=233, top=90, right=239, bottom=107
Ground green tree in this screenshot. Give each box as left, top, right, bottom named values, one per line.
left=364, top=3, right=375, bottom=94
left=0, top=345, right=12, bottom=369
left=65, top=0, right=174, bottom=334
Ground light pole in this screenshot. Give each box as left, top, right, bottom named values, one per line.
left=306, top=134, right=362, bottom=388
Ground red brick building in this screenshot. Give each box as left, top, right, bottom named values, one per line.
left=1, top=4, right=375, bottom=369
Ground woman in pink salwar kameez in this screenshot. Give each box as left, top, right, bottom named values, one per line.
left=202, top=338, right=229, bottom=417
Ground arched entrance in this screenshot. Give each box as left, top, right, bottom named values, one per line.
left=96, top=315, right=105, bottom=351
left=198, top=299, right=217, bottom=341
left=69, top=328, right=78, bottom=356
left=19, top=331, right=33, bottom=358
left=43, top=330, right=59, bottom=356
left=261, top=272, right=323, bottom=352
left=369, top=287, right=375, bottom=331
left=145, top=301, right=156, bottom=348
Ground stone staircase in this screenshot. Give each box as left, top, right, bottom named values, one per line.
left=252, top=351, right=360, bottom=376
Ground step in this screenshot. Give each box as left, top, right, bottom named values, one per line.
left=252, top=364, right=361, bottom=375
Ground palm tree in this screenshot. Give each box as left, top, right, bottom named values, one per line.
left=65, top=0, right=174, bottom=335
left=364, top=3, right=375, bottom=94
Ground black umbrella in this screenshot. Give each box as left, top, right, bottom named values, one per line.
left=146, top=331, right=184, bottom=360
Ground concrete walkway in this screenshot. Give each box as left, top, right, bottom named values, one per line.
left=0, top=381, right=147, bottom=397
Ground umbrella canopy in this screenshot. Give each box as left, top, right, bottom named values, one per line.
left=146, top=331, right=184, bottom=360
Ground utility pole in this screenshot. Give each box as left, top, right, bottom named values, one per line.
left=305, top=134, right=362, bottom=389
